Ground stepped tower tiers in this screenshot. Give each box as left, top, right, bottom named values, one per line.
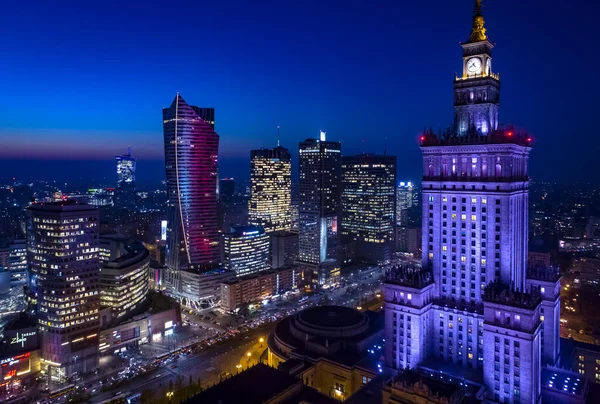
left=384, top=2, right=561, bottom=404
left=454, top=0, right=500, bottom=137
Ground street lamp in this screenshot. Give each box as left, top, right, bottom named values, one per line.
left=166, top=391, right=173, bottom=402
left=246, top=352, right=252, bottom=357
left=259, top=337, right=264, bottom=347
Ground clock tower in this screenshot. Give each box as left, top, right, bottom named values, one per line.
left=454, top=0, right=500, bottom=136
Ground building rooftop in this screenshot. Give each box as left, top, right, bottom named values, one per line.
left=1, top=312, right=37, bottom=331
left=482, top=281, right=541, bottom=310
left=299, top=305, right=365, bottom=329
left=384, top=265, right=433, bottom=289
left=420, top=127, right=531, bottom=148
left=226, top=225, right=265, bottom=237
left=183, top=363, right=300, bottom=404
left=542, top=367, right=586, bottom=398
left=527, top=266, right=561, bottom=283
left=27, top=199, right=97, bottom=212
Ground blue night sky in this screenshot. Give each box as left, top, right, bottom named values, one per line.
left=0, top=0, right=598, bottom=185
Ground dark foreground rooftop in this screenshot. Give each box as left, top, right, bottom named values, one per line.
left=183, top=363, right=300, bottom=404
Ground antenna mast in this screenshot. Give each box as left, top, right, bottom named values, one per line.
left=277, top=126, right=280, bottom=147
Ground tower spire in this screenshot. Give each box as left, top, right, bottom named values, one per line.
left=467, top=0, right=487, bottom=43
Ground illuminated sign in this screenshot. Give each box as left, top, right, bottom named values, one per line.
left=242, top=231, right=259, bottom=236
left=165, top=329, right=173, bottom=336
left=161, top=220, right=167, bottom=241
left=164, top=321, right=173, bottom=329
left=10, top=332, right=36, bottom=348
left=1, top=352, right=31, bottom=366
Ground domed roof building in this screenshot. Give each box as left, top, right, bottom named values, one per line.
left=267, top=305, right=385, bottom=401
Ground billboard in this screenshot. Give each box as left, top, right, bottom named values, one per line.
left=161, top=220, right=167, bottom=241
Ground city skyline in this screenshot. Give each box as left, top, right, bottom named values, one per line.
left=0, top=0, right=599, bottom=185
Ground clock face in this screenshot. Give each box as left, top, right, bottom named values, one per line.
left=467, top=57, right=482, bottom=73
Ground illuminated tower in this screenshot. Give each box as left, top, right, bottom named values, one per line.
left=114, top=147, right=136, bottom=209
left=27, top=201, right=100, bottom=379
left=298, top=132, right=341, bottom=287
left=163, top=94, right=220, bottom=276
left=384, top=3, right=555, bottom=404
left=341, top=154, right=396, bottom=265
left=453, top=0, right=500, bottom=136
left=249, top=146, right=292, bottom=233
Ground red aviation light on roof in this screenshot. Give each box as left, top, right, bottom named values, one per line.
left=527, top=137, right=532, bottom=143
left=420, top=136, right=425, bottom=142
left=507, top=131, right=513, bottom=137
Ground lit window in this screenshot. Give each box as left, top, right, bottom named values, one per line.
left=461, top=214, right=467, bottom=220
left=443, top=197, right=448, bottom=202
left=471, top=215, right=477, bottom=221
left=407, top=294, right=412, bottom=300
left=481, top=259, right=487, bottom=265
left=468, top=353, right=474, bottom=359
left=471, top=198, right=477, bottom=203
left=429, top=253, right=433, bottom=259
left=540, top=287, right=545, bottom=294
left=442, top=246, right=447, bottom=251
left=452, top=213, right=457, bottom=219
left=540, top=315, right=545, bottom=322
left=461, top=256, right=466, bottom=262
left=482, top=198, right=487, bottom=204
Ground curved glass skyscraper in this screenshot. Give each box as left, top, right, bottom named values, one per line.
left=163, top=94, right=220, bottom=271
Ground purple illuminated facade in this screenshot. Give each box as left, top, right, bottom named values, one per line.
left=163, top=94, right=220, bottom=283
left=384, top=3, right=562, bottom=403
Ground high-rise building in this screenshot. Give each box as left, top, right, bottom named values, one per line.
left=298, top=132, right=341, bottom=287
left=341, top=154, right=396, bottom=265
left=219, top=178, right=235, bottom=202
left=222, top=226, right=270, bottom=277
left=162, top=94, right=220, bottom=280
left=114, top=147, right=136, bottom=209
left=248, top=147, right=292, bottom=233
left=270, top=230, right=299, bottom=269
left=98, top=235, right=150, bottom=321
left=8, top=239, right=27, bottom=279
left=383, top=3, right=561, bottom=404
left=396, top=181, right=413, bottom=226
left=26, top=201, right=100, bottom=380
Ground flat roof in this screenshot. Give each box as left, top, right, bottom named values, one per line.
left=183, top=363, right=299, bottom=404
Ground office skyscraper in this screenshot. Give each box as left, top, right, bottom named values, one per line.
left=114, top=147, right=136, bottom=209
left=298, top=132, right=341, bottom=287
left=396, top=181, right=413, bottom=226
left=341, top=154, right=396, bottom=265
left=26, top=201, right=100, bottom=380
left=222, top=226, right=270, bottom=277
left=249, top=146, right=292, bottom=233
left=384, top=3, right=560, bottom=403
left=219, top=178, right=235, bottom=202
left=163, top=94, right=220, bottom=277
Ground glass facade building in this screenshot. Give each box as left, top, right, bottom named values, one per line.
left=114, top=148, right=136, bottom=209
left=249, top=146, right=292, bottom=233
left=298, top=134, right=341, bottom=286
left=341, top=154, right=396, bottom=265
left=396, top=181, right=413, bottom=226
left=99, top=235, right=150, bottom=320
left=222, top=225, right=270, bottom=277
left=26, top=201, right=100, bottom=380
left=163, top=94, right=220, bottom=276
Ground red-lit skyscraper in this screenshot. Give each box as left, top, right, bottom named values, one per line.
left=163, top=94, right=220, bottom=277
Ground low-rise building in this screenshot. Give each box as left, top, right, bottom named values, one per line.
left=220, top=266, right=300, bottom=312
